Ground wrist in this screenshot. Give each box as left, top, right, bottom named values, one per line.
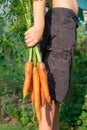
left=34, top=22, right=45, bottom=31
left=34, top=19, right=45, bottom=28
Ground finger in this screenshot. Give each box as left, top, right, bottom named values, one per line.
left=25, top=34, right=31, bottom=40
left=27, top=40, right=38, bottom=47
left=25, top=38, right=34, bottom=44
left=24, top=30, right=30, bottom=36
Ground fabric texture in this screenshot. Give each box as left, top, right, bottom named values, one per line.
left=40, top=7, right=78, bottom=102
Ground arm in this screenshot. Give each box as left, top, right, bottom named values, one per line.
left=24, top=0, right=46, bottom=47
left=33, top=0, right=46, bottom=28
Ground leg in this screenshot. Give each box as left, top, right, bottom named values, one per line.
left=53, top=101, right=60, bottom=130
left=39, top=100, right=60, bottom=130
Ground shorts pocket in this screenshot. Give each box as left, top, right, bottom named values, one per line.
left=48, top=51, right=70, bottom=72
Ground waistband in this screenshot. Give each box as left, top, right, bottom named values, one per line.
left=47, top=7, right=78, bottom=23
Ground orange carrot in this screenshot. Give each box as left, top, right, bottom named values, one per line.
left=37, top=62, right=51, bottom=104
left=30, top=79, right=34, bottom=103
left=23, top=61, right=33, bottom=98
left=41, top=86, right=46, bottom=106
left=30, top=89, right=34, bottom=103
left=33, top=67, right=41, bottom=121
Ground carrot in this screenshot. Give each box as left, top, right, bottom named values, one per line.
left=30, top=79, right=34, bottom=103
left=23, top=61, right=33, bottom=98
left=37, top=62, right=51, bottom=104
left=33, top=67, right=41, bottom=121
left=41, top=86, right=46, bottom=106
left=30, top=89, right=34, bottom=103
left=37, top=63, right=45, bottom=106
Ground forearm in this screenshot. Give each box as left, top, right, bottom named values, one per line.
left=33, top=0, right=46, bottom=28
left=24, top=0, right=46, bottom=47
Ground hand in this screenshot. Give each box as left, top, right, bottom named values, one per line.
left=24, top=25, right=44, bottom=47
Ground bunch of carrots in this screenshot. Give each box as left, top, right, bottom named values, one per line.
left=22, top=45, right=51, bottom=121
left=21, top=0, right=51, bottom=122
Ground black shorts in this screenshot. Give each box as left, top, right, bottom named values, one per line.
left=40, top=7, right=78, bottom=102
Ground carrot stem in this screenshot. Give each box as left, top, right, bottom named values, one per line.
left=25, top=0, right=32, bottom=29
left=33, top=47, right=37, bottom=67
left=35, top=45, right=42, bottom=62
left=28, top=47, right=32, bottom=61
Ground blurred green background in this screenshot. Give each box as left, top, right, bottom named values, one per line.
left=0, top=0, right=87, bottom=130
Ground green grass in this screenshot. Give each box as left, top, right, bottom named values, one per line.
left=0, top=125, right=37, bottom=130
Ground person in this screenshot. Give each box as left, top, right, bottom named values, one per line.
left=24, top=0, right=78, bottom=130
